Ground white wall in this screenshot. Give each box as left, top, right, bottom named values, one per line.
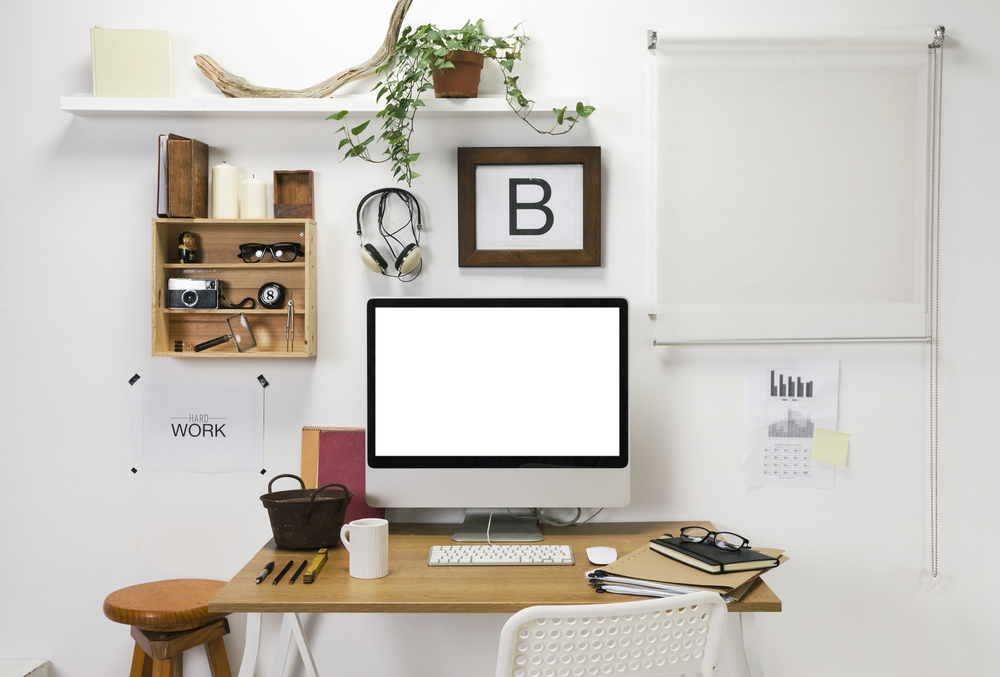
left=1, top=0, right=997, bottom=675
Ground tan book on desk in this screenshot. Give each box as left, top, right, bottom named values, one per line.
left=603, top=544, right=788, bottom=594
left=91, top=27, right=174, bottom=97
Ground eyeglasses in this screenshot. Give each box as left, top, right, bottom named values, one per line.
left=236, top=243, right=303, bottom=263
left=678, top=526, right=750, bottom=551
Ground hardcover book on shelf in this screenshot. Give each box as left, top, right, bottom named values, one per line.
left=165, top=135, right=209, bottom=218
left=91, top=28, right=174, bottom=98
left=156, top=133, right=182, bottom=217
left=650, top=537, right=781, bottom=574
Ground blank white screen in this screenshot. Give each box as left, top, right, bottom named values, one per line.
left=374, top=306, right=620, bottom=457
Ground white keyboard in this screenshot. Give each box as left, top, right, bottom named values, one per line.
left=428, top=544, right=575, bottom=566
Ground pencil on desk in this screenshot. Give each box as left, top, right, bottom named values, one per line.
left=272, top=560, right=294, bottom=585
left=289, top=559, right=308, bottom=584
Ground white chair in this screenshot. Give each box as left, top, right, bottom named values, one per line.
left=496, top=592, right=728, bottom=677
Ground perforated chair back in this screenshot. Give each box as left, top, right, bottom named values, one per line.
left=495, top=592, right=728, bottom=677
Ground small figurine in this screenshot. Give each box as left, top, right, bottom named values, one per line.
left=179, top=231, right=197, bottom=263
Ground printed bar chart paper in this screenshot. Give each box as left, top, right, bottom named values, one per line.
left=742, top=359, right=839, bottom=488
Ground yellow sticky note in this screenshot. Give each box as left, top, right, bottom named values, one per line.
left=812, top=428, right=849, bottom=466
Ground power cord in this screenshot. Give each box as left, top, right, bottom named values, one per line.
left=504, top=507, right=605, bottom=527
left=485, top=508, right=606, bottom=545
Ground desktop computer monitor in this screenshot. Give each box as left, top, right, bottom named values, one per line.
left=366, top=297, right=630, bottom=541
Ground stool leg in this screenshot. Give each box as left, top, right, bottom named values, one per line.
left=151, top=657, right=182, bottom=677
left=130, top=643, right=153, bottom=677
left=205, top=637, right=233, bottom=677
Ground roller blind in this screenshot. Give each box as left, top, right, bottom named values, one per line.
left=648, top=40, right=932, bottom=340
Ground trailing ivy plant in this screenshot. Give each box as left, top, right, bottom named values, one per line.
left=328, top=20, right=595, bottom=186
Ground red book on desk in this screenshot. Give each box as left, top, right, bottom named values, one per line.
left=301, top=427, right=384, bottom=524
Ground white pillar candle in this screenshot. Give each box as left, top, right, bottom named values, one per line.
left=211, top=162, right=239, bottom=219
left=239, top=174, right=268, bottom=219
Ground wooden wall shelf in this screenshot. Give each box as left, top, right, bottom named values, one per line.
left=152, top=218, right=317, bottom=357
left=61, top=96, right=582, bottom=118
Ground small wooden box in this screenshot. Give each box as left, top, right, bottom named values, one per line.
left=274, top=170, right=314, bottom=218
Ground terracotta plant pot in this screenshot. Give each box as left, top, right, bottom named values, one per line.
left=431, top=50, right=485, bottom=98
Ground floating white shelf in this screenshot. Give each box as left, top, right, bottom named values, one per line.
left=60, top=95, right=582, bottom=118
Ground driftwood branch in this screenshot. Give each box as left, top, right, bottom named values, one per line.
left=194, top=0, right=413, bottom=98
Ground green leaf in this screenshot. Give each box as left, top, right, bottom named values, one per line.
left=576, top=102, right=595, bottom=117
left=338, top=138, right=351, bottom=150
left=350, top=120, right=370, bottom=136
left=327, top=110, right=349, bottom=120
left=405, top=153, right=420, bottom=163
left=362, top=135, right=375, bottom=146
left=554, top=107, right=566, bottom=125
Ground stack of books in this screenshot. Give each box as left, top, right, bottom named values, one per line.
left=586, top=533, right=787, bottom=603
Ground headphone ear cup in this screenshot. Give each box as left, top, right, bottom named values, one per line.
left=361, top=244, right=389, bottom=273
left=395, top=243, right=421, bottom=275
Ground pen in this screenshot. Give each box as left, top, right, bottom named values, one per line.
left=255, top=561, right=275, bottom=584
left=288, top=559, right=308, bottom=585
left=272, top=560, right=294, bottom=585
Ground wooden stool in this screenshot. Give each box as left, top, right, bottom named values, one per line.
left=103, top=579, right=232, bottom=677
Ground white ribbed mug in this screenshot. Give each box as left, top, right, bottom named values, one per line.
left=340, top=518, right=389, bottom=579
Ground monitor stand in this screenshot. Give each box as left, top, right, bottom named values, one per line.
left=451, top=509, right=544, bottom=543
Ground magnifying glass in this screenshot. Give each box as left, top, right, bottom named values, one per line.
left=194, top=313, right=258, bottom=353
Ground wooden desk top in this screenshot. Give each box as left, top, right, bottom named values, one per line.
left=209, top=521, right=782, bottom=615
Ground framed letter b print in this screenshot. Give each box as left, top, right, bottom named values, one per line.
left=458, top=147, right=601, bottom=267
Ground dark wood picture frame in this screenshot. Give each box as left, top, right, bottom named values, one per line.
left=457, top=147, right=601, bottom=267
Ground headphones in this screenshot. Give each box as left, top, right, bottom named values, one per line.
left=356, top=187, right=423, bottom=280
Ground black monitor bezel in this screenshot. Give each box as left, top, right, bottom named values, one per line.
left=367, top=297, right=629, bottom=469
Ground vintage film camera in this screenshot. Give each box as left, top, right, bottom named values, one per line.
left=167, top=278, right=219, bottom=309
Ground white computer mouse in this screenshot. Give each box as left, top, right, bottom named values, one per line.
left=586, top=546, right=618, bottom=566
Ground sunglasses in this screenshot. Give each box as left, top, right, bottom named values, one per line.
left=236, top=242, right=303, bottom=263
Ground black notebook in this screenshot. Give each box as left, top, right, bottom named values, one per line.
left=649, top=537, right=781, bottom=574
